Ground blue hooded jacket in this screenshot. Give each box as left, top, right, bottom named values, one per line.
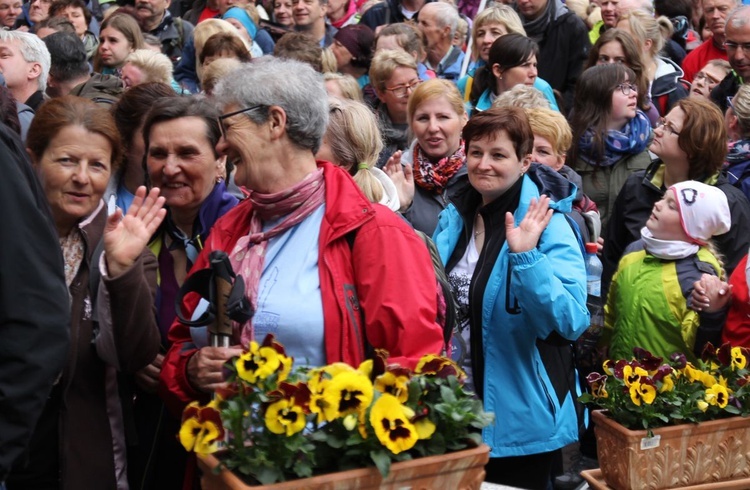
left=433, top=164, right=589, bottom=458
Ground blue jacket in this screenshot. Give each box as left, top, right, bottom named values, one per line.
left=432, top=167, right=589, bottom=458
left=456, top=65, right=560, bottom=115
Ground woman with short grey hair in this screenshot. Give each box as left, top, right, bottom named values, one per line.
left=160, top=58, right=446, bottom=420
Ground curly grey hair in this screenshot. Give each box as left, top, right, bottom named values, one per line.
left=213, top=57, right=329, bottom=153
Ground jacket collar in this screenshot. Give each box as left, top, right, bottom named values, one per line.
left=318, top=161, right=375, bottom=241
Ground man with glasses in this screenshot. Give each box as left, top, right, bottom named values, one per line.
left=689, top=59, right=732, bottom=98
left=711, top=5, right=750, bottom=112
left=682, top=0, right=738, bottom=82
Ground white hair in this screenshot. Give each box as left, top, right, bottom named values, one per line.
left=424, top=2, right=460, bottom=37
left=0, top=30, right=51, bottom=92
left=214, top=57, right=329, bottom=153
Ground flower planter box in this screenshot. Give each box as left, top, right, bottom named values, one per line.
left=592, top=409, right=750, bottom=490
left=197, top=444, right=490, bottom=490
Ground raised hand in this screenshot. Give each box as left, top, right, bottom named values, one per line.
left=384, top=150, right=415, bottom=213
left=104, top=186, right=167, bottom=277
left=505, top=195, right=553, bottom=253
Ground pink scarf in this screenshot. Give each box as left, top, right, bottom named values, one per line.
left=230, top=168, right=326, bottom=346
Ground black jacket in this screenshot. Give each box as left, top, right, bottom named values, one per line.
left=711, top=70, right=743, bottom=114
left=602, top=160, right=750, bottom=298
left=523, top=2, right=590, bottom=110
left=359, top=0, right=435, bottom=31
left=0, top=124, right=70, bottom=482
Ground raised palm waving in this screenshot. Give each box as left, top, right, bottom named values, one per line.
left=104, top=186, right=167, bottom=276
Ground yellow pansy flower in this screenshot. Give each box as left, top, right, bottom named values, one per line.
left=370, top=393, right=419, bottom=454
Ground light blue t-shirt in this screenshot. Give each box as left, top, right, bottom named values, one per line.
left=253, top=204, right=326, bottom=367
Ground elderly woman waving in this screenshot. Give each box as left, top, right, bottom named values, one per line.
left=160, top=58, right=445, bottom=414
left=433, top=107, right=589, bottom=490
left=8, top=96, right=163, bottom=490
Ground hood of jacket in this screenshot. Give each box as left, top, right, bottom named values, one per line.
left=525, top=162, right=577, bottom=213
left=652, top=56, right=685, bottom=97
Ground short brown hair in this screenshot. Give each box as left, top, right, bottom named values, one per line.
left=28, top=95, right=123, bottom=170
left=199, top=32, right=252, bottom=65
left=49, top=0, right=92, bottom=29
left=274, top=32, right=323, bottom=72
left=462, top=106, right=532, bottom=160
left=676, top=97, right=727, bottom=179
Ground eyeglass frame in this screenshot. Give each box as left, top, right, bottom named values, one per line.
left=727, top=96, right=736, bottom=111
left=693, top=71, right=721, bottom=86
left=218, top=105, right=265, bottom=138
left=655, top=118, right=682, bottom=137
left=616, top=82, right=638, bottom=96
left=724, top=41, right=750, bottom=52
left=384, top=79, right=422, bottom=98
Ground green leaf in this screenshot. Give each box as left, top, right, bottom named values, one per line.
left=370, top=450, right=392, bottom=478
left=255, top=466, right=283, bottom=485
left=440, top=385, right=457, bottom=404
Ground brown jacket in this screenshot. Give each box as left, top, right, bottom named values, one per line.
left=9, top=204, right=159, bottom=490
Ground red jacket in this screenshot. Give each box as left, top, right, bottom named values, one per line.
left=159, top=162, right=444, bottom=415
left=723, top=255, right=750, bottom=347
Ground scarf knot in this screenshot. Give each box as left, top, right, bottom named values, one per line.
left=230, top=168, right=327, bottom=346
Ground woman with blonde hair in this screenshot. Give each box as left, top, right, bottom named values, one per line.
left=93, top=12, right=144, bottom=75
left=323, top=72, right=363, bottom=101
left=617, top=9, right=688, bottom=116
left=384, top=78, right=468, bottom=235
left=317, top=97, right=400, bottom=212
left=121, top=49, right=174, bottom=89
left=369, top=49, right=419, bottom=167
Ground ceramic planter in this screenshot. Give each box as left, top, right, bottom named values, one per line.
left=197, top=444, right=490, bottom=490
left=591, top=409, right=750, bottom=490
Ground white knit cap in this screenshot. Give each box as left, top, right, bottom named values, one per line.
left=669, top=181, right=731, bottom=245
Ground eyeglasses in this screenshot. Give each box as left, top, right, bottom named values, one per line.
left=384, top=79, right=422, bottom=98
left=655, top=118, right=681, bottom=136
left=616, top=83, right=638, bottom=96
left=694, top=71, right=721, bottom=86
left=728, top=96, right=736, bottom=111
left=218, top=105, right=264, bottom=138
left=724, top=41, right=750, bottom=52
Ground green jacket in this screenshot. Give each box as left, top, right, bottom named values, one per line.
left=572, top=150, right=651, bottom=233
left=604, top=241, right=725, bottom=363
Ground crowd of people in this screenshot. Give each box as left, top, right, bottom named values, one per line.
left=3, top=0, right=750, bottom=489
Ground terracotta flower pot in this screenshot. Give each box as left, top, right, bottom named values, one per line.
left=592, top=410, right=750, bottom=490
left=197, top=444, right=490, bottom=490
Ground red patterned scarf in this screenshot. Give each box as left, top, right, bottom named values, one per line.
left=412, top=140, right=466, bottom=194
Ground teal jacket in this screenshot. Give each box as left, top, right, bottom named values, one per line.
left=457, top=66, right=560, bottom=115
left=433, top=168, right=589, bottom=457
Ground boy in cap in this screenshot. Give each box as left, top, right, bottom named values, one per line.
left=603, top=181, right=731, bottom=362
